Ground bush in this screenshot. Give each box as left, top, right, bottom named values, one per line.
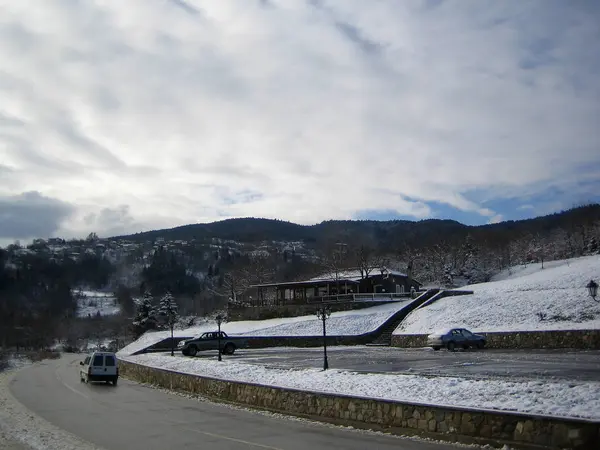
left=23, top=350, right=61, bottom=362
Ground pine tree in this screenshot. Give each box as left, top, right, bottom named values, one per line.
left=132, top=291, right=158, bottom=338
left=158, top=291, right=179, bottom=356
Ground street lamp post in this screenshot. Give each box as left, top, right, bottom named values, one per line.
left=587, top=280, right=598, bottom=302
left=316, top=305, right=331, bottom=370
left=216, top=314, right=224, bottom=361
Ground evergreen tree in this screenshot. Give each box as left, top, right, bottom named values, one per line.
left=132, top=291, right=158, bottom=338
left=158, top=291, right=179, bottom=356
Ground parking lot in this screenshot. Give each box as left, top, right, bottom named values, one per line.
left=172, top=345, right=600, bottom=382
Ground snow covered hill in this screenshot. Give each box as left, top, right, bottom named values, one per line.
left=395, top=255, right=600, bottom=334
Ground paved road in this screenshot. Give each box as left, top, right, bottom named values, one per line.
left=10, top=355, right=460, bottom=450
left=217, top=346, right=600, bottom=381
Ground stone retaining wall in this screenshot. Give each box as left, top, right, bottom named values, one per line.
left=118, top=360, right=599, bottom=449
left=391, top=329, right=600, bottom=349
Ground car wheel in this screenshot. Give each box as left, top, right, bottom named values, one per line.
left=477, top=341, right=485, bottom=349
left=224, top=343, right=235, bottom=355
left=432, top=346, right=440, bottom=351
left=447, top=341, right=456, bottom=352
left=188, top=345, right=198, bottom=357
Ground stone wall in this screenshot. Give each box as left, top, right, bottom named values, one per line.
left=244, top=334, right=373, bottom=349
left=118, top=360, right=600, bottom=449
left=391, top=329, right=600, bottom=350
left=228, top=300, right=396, bottom=321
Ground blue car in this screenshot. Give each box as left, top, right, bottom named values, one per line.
left=427, top=328, right=486, bottom=351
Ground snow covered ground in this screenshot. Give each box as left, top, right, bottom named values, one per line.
left=75, top=290, right=120, bottom=318
left=122, top=352, right=600, bottom=420
left=396, top=255, right=600, bottom=334
left=118, top=299, right=413, bottom=356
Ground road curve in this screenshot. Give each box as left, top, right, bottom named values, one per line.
left=10, top=355, right=460, bottom=450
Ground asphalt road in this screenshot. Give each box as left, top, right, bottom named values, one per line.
left=10, top=355, right=460, bottom=450
left=216, top=346, right=600, bottom=381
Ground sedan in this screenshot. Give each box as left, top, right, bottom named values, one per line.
left=427, top=328, right=486, bottom=351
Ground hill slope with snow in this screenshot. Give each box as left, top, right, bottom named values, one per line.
left=395, top=256, right=600, bottom=334
left=118, top=299, right=414, bottom=356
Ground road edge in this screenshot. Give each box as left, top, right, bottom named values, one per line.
left=0, top=358, right=106, bottom=450
left=118, top=359, right=600, bottom=450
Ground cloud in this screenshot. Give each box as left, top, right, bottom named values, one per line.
left=80, top=205, right=140, bottom=238
left=0, top=191, right=74, bottom=239
left=488, top=214, right=504, bottom=225
left=0, top=0, right=598, bottom=239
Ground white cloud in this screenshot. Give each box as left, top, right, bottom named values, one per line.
left=488, top=214, right=504, bottom=225
left=0, top=0, right=598, bottom=239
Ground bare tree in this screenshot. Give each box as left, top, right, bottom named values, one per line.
left=395, top=243, right=421, bottom=287
left=351, top=237, right=378, bottom=279
left=319, top=240, right=350, bottom=295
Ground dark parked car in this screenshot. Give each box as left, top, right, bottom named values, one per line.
left=427, top=328, right=486, bottom=351
left=178, top=331, right=249, bottom=356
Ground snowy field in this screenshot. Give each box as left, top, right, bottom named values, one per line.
left=75, top=290, right=120, bottom=318
left=122, top=352, right=600, bottom=420
left=118, top=299, right=414, bottom=356
left=396, top=255, right=600, bottom=334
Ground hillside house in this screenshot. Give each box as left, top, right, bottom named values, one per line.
left=246, top=268, right=422, bottom=307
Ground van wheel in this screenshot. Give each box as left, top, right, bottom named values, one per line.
left=188, top=345, right=198, bottom=357
left=113, top=378, right=118, bottom=386
left=224, top=343, right=235, bottom=355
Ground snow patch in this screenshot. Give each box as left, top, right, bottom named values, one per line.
left=75, top=290, right=120, bottom=318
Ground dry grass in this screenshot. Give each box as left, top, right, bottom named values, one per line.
left=21, top=350, right=61, bottom=363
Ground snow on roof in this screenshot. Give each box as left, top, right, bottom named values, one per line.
left=395, top=255, right=600, bottom=335
left=252, top=267, right=414, bottom=288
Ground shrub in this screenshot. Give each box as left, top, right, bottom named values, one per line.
left=23, top=350, right=61, bottom=362
left=0, top=351, right=8, bottom=372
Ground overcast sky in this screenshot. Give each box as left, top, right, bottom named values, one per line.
left=1, top=0, right=599, bottom=245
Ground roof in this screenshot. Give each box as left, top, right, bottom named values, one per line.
left=250, top=267, right=421, bottom=289
left=249, top=278, right=360, bottom=289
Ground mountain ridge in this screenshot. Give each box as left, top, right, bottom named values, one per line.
left=113, top=204, right=600, bottom=249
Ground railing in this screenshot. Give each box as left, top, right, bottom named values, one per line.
left=306, top=292, right=412, bottom=304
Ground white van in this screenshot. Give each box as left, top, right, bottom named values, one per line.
left=79, top=351, right=119, bottom=385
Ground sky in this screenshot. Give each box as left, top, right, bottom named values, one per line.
left=1, top=0, right=599, bottom=245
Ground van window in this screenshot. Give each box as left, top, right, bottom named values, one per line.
left=84, top=356, right=91, bottom=365
left=93, top=355, right=104, bottom=366
left=105, top=355, right=115, bottom=366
